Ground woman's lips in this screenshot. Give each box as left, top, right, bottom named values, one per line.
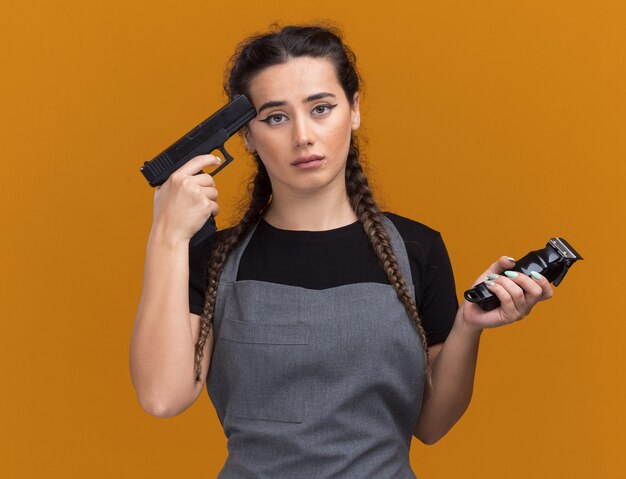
left=292, top=155, right=324, bottom=168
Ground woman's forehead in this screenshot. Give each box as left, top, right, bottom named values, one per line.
left=247, top=57, right=343, bottom=104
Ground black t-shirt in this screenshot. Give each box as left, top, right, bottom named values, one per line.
left=188, top=212, right=458, bottom=346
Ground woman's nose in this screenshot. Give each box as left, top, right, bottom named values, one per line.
left=292, top=116, right=314, bottom=148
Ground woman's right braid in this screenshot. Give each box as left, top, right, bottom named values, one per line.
left=344, top=138, right=432, bottom=385
left=193, top=159, right=272, bottom=382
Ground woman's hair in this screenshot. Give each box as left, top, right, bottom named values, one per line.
left=194, top=24, right=431, bottom=385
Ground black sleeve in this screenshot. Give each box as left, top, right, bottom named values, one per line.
left=188, top=241, right=210, bottom=315
left=189, top=230, right=229, bottom=315
left=419, top=232, right=458, bottom=346
left=383, top=212, right=458, bottom=346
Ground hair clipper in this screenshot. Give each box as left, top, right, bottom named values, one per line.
left=463, top=238, right=583, bottom=311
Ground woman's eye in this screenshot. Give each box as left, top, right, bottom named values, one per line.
left=312, top=104, right=337, bottom=116
left=261, top=113, right=287, bottom=125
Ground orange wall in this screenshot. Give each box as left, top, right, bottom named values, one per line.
left=1, top=0, right=624, bottom=477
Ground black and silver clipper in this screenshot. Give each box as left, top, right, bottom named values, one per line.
left=463, top=238, right=584, bottom=311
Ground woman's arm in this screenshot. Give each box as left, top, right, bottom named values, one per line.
left=414, top=256, right=554, bottom=444
left=130, top=231, right=212, bottom=418
left=129, top=154, right=221, bottom=417
left=413, top=307, right=481, bottom=444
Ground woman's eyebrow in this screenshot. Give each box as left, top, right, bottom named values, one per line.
left=304, top=92, right=336, bottom=103
left=257, top=100, right=286, bottom=114
left=257, top=92, right=337, bottom=114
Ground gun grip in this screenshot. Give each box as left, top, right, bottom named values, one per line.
left=190, top=216, right=217, bottom=246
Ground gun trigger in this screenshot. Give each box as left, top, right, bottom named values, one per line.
left=208, top=145, right=235, bottom=177
left=218, top=145, right=234, bottom=165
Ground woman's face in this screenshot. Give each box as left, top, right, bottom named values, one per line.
left=244, top=56, right=360, bottom=196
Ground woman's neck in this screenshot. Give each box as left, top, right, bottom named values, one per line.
left=263, top=183, right=358, bottom=231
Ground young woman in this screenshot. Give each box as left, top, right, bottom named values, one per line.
left=130, top=25, right=554, bottom=478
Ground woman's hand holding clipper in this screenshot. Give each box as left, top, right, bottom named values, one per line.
left=459, top=256, right=554, bottom=332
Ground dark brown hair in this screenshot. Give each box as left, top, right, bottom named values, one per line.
left=194, top=24, right=431, bottom=384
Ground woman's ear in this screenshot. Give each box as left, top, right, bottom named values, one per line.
left=243, top=127, right=256, bottom=153
left=351, top=92, right=361, bottom=131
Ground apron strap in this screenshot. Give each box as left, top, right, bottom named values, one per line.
left=220, top=219, right=262, bottom=283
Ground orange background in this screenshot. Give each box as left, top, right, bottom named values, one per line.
left=1, top=0, right=624, bottom=477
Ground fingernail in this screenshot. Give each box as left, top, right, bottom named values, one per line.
left=485, top=280, right=495, bottom=286
left=506, top=256, right=516, bottom=262
left=487, top=274, right=499, bottom=280
left=504, top=270, right=518, bottom=279
left=530, top=271, right=543, bottom=280
left=216, top=156, right=222, bottom=164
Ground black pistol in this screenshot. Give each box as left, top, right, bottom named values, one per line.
left=463, top=238, right=584, bottom=311
left=140, top=94, right=256, bottom=246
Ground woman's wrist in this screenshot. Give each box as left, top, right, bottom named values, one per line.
left=452, top=303, right=484, bottom=341
left=148, top=223, right=191, bottom=251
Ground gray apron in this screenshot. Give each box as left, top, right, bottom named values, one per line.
left=207, top=215, right=425, bottom=478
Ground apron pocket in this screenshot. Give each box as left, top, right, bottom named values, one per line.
left=218, top=318, right=309, bottom=423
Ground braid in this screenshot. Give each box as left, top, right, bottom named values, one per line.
left=345, top=135, right=432, bottom=387
left=193, top=158, right=272, bottom=382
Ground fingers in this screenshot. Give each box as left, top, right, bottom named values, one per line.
left=528, top=271, right=554, bottom=301
left=174, top=154, right=222, bottom=178
left=192, top=172, right=217, bottom=188
left=482, top=280, right=520, bottom=323
left=164, top=154, right=219, bottom=198
left=484, top=268, right=553, bottom=321
left=150, top=155, right=223, bottom=242
left=205, top=199, right=220, bottom=217
left=486, top=272, right=531, bottom=318
left=462, top=255, right=556, bottom=331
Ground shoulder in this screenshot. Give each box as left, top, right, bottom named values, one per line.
left=382, top=212, right=458, bottom=346
left=382, top=211, right=441, bottom=237
left=382, top=211, right=444, bottom=265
